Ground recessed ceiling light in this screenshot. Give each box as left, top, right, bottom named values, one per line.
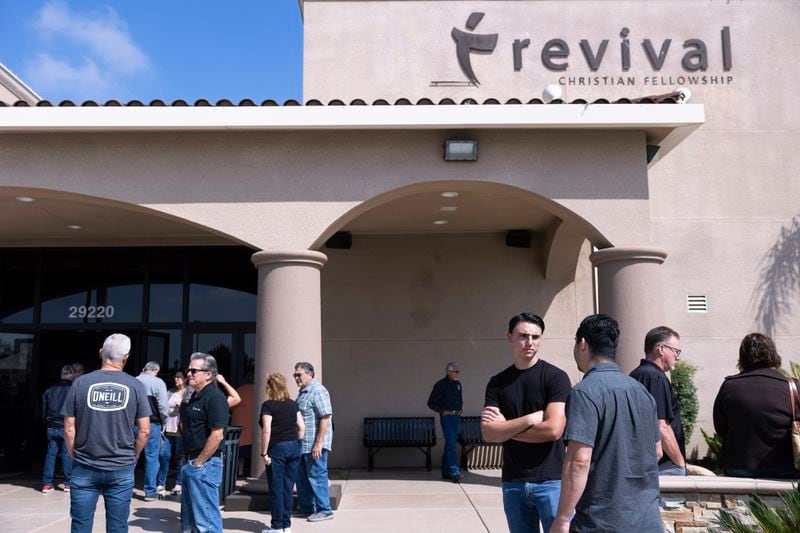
left=67, top=224, right=82, bottom=230
left=433, top=220, right=449, bottom=225
left=440, top=192, right=459, bottom=198
left=440, top=206, right=458, bottom=212
left=15, top=196, right=35, bottom=203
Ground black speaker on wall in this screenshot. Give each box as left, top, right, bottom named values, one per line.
left=325, top=231, right=352, bottom=249
left=505, top=230, right=532, bottom=248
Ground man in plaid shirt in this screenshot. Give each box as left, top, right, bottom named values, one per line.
left=293, top=362, right=334, bottom=522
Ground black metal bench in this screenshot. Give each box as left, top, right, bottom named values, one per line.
left=457, top=415, right=503, bottom=469
left=363, top=416, right=436, bottom=471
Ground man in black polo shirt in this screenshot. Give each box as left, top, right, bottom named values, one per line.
left=630, top=326, right=687, bottom=475
left=180, top=352, right=229, bottom=533
left=481, top=313, right=572, bottom=533
left=427, top=362, right=464, bottom=482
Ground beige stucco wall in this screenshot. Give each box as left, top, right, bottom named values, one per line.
left=321, top=232, right=593, bottom=467
left=304, top=0, right=800, bottom=457
left=0, top=128, right=650, bottom=250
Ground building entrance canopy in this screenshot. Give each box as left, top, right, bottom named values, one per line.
left=0, top=97, right=704, bottom=470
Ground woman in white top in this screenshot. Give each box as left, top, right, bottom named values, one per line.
left=158, top=371, right=186, bottom=495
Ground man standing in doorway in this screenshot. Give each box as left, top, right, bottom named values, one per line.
left=180, top=352, right=229, bottom=533
left=552, top=315, right=662, bottom=533
left=294, top=362, right=334, bottom=522
left=62, top=333, right=151, bottom=533
left=137, top=361, right=170, bottom=500
left=427, top=362, right=463, bottom=482
left=41, top=364, right=75, bottom=493
left=630, top=326, right=687, bottom=475
left=481, top=313, right=572, bottom=533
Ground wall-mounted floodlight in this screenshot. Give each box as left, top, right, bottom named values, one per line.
left=444, top=139, right=478, bottom=161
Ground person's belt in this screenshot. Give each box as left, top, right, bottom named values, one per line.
left=187, top=451, right=222, bottom=460
left=441, top=409, right=462, bottom=416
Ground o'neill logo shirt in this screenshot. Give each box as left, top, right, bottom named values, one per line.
left=87, top=382, right=130, bottom=411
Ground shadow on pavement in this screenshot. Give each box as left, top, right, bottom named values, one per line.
left=128, top=507, right=180, bottom=531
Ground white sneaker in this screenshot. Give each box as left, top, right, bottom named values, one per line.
left=156, top=485, right=165, bottom=493
left=171, top=484, right=182, bottom=495
left=261, top=528, right=283, bottom=533
left=283, top=528, right=292, bottom=533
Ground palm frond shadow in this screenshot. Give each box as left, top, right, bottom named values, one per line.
left=753, top=216, right=800, bottom=336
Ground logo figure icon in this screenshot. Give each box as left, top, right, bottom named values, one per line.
left=451, top=12, right=498, bottom=85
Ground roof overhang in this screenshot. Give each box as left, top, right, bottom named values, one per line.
left=0, top=63, right=42, bottom=105
left=0, top=103, right=704, bottom=166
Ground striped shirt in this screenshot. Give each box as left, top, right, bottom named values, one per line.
left=296, top=379, right=333, bottom=453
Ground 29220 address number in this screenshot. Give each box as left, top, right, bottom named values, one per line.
left=68, top=305, right=115, bottom=319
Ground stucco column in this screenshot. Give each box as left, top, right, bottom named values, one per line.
left=590, top=247, right=667, bottom=374
left=249, top=249, right=327, bottom=479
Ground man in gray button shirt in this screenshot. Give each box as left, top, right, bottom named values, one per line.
left=552, top=315, right=663, bottom=533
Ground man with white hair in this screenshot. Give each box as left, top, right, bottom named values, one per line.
left=428, top=362, right=464, bottom=482
left=62, top=333, right=151, bottom=533
left=137, top=361, right=170, bottom=500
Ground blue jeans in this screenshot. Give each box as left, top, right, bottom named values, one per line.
left=502, top=479, right=562, bottom=533
left=180, top=455, right=223, bottom=532
left=162, top=435, right=184, bottom=487
left=440, top=414, right=461, bottom=477
left=659, top=464, right=687, bottom=476
left=267, top=440, right=302, bottom=529
left=43, top=427, right=73, bottom=486
left=156, top=434, right=175, bottom=488
left=70, top=462, right=135, bottom=533
left=296, top=450, right=332, bottom=515
left=143, top=422, right=162, bottom=495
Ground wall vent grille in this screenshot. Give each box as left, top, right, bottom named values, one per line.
left=687, top=295, right=708, bottom=313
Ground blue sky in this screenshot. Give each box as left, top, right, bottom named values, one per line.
left=0, top=0, right=304, bottom=103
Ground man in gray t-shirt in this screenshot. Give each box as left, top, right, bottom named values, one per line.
left=552, top=315, right=662, bottom=533
left=63, top=334, right=151, bottom=533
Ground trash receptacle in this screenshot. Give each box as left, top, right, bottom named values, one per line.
left=220, top=425, right=242, bottom=505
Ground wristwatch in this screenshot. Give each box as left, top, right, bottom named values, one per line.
left=260, top=452, right=268, bottom=457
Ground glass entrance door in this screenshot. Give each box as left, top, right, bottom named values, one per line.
left=0, top=331, right=35, bottom=471
left=190, top=327, right=254, bottom=387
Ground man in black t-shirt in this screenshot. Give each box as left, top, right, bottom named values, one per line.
left=180, top=352, right=229, bottom=533
left=481, top=313, right=572, bottom=533
left=630, top=325, right=687, bottom=475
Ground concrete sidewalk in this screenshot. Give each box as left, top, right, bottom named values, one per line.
left=0, top=469, right=509, bottom=532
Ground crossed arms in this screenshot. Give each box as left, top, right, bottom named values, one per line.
left=480, top=402, right=566, bottom=444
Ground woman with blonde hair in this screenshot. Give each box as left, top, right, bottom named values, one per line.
left=260, top=372, right=305, bottom=533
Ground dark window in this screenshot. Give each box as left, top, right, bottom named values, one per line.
left=145, top=329, right=183, bottom=377
left=40, top=250, right=145, bottom=324
left=0, top=252, right=37, bottom=324
left=192, top=332, right=234, bottom=380
left=188, top=248, right=256, bottom=322
left=149, top=250, right=184, bottom=323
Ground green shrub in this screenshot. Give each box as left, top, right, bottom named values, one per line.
left=671, top=361, right=699, bottom=441
left=718, top=483, right=800, bottom=532
left=702, top=428, right=723, bottom=467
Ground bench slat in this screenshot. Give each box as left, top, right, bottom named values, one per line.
left=363, top=416, right=436, bottom=471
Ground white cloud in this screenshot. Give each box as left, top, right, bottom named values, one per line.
left=24, top=53, right=119, bottom=101
left=24, top=1, right=150, bottom=100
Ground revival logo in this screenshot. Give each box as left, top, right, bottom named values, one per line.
left=436, top=12, right=734, bottom=88
left=451, top=12, right=498, bottom=85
